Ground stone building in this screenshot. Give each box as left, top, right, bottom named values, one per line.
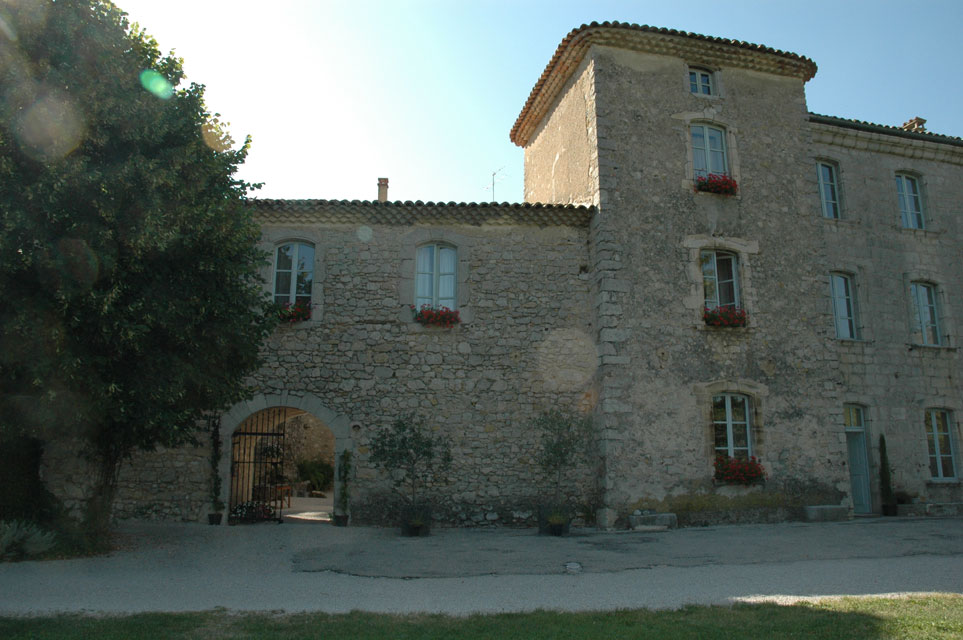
left=44, top=22, right=963, bottom=527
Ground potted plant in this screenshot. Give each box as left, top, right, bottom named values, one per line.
left=713, top=455, right=766, bottom=485
left=410, top=304, right=461, bottom=328
left=369, top=415, right=452, bottom=536
left=703, top=306, right=748, bottom=327
left=208, top=418, right=224, bottom=525
left=532, top=409, right=594, bottom=535
left=694, top=173, right=738, bottom=195
left=333, top=449, right=351, bottom=526
left=879, top=434, right=897, bottom=516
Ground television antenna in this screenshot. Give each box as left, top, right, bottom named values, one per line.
left=483, top=167, right=506, bottom=203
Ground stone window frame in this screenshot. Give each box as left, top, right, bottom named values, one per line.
left=695, top=379, right=768, bottom=469
left=398, top=229, right=474, bottom=324
left=816, top=158, right=844, bottom=219
left=686, top=64, right=720, bottom=97
left=905, top=275, right=948, bottom=348
left=683, top=235, right=758, bottom=328
left=675, top=111, right=741, bottom=196
left=895, top=171, right=927, bottom=230
left=259, top=228, right=324, bottom=325
left=923, top=407, right=959, bottom=482
left=829, top=271, right=861, bottom=341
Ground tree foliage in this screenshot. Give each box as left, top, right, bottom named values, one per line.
left=0, top=0, right=275, bottom=534
left=369, top=416, right=452, bottom=506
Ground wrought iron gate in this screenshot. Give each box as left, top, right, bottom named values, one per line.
left=229, top=407, right=288, bottom=524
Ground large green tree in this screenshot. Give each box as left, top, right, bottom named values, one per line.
left=0, top=0, right=275, bottom=537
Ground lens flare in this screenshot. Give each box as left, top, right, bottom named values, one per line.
left=536, top=328, right=597, bottom=392
left=356, top=226, right=373, bottom=242
left=13, top=91, right=84, bottom=161
left=139, top=69, right=173, bottom=99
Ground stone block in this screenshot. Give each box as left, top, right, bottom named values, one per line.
left=803, top=505, right=849, bottom=522
left=628, top=512, right=677, bottom=529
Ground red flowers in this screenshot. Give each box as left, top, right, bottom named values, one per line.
left=276, top=301, right=311, bottom=323
left=694, top=173, right=738, bottom=195
left=411, top=304, right=460, bottom=328
left=714, top=455, right=766, bottom=485
left=703, top=306, right=748, bottom=327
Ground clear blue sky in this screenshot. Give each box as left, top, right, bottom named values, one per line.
left=120, top=0, right=963, bottom=204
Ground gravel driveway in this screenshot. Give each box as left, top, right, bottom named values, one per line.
left=0, top=517, right=961, bottom=614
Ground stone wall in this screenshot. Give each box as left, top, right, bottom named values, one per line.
left=812, top=121, right=963, bottom=507
left=250, top=217, right=597, bottom=526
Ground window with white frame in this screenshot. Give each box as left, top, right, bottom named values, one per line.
left=830, top=273, right=859, bottom=339
left=713, top=393, right=752, bottom=460
left=701, top=250, right=740, bottom=309
left=691, top=124, right=728, bottom=178
left=689, top=68, right=713, bottom=95
left=273, top=242, right=314, bottom=306
left=895, top=174, right=925, bottom=229
left=415, top=243, right=456, bottom=309
left=844, top=404, right=865, bottom=430
left=924, top=409, right=957, bottom=479
left=817, top=162, right=842, bottom=219
left=910, top=282, right=942, bottom=346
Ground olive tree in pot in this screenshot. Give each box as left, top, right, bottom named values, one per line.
left=333, top=449, right=352, bottom=526
left=208, top=418, right=225, bottom=525
left=879, top=434, right=897, bottom=516
left=369, top=415, right=452, bottom=536
left=533, top=409, right=594, bottom=536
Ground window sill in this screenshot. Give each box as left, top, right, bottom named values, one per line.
left=926, top=478, right=960, bottom=486
left=822, top=217, right=860, bottom=227
left=698, top=324, right=751, bottom=332
left=897, top=226, right=941, bottom=238
left=907, top=343, right=956, bottom=352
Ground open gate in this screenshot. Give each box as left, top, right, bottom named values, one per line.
left=229, top=407, right=288, bottom=524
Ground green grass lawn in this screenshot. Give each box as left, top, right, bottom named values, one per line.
left=1, top=594, right=960, bottom=639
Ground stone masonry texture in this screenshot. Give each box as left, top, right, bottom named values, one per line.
left=43, top=23, right=963, bottom=526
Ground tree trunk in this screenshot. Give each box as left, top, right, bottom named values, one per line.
left=82, top=449, right=122, bottom=547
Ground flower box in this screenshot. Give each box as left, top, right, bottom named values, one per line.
left=714, top=455, right=766, bottom=485
left=411, top=304, right=460, bottom=328
left=694, top=173, right=738, bottom=195
left=703, top=306, right=748, bottom=327
left=276, top=301, right=311, bottom=323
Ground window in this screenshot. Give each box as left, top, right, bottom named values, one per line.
left=689, top=68, right=713, bottom=95
left=844, top=405, right=865, bottom=430
left=691, top=124, right=728, bottom=179
left=415, top=244, right=456, bottom=309
left=817, top=162, right=841, bottom=219
left=895, top=174, right=924, bottom=229
left=273, top=242, right=314, bottom=306
left=830, top=273, right=859, bottom=339
left=924, top=409, right=957, bottom=479
left=701, top=250, right=740, bottom=309
left=910, top=282, right=942, bottom=346
left=713, top=394, right=752, bottom=460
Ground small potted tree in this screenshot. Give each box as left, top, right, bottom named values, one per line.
left=533, top=409, right=594, bottom=535
left=879, top=434, right=897, bottom=516
left=208, top=418, right=225, bottom=525
left=333, top=449, right=351, bottom=526
left=369, top=415, right=452, bottom=536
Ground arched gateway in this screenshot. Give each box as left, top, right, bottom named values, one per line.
left=216, top=393, right=352, bottom=525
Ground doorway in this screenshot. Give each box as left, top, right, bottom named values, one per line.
left=844, top=405, right=872, bottom=515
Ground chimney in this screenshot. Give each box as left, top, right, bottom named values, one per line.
left=900, top=116, right=927, bottom=133
left=377, top=177, right=389, bottom=202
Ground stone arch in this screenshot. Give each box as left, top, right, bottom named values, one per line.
left=215, top=393, right=353, bottom=525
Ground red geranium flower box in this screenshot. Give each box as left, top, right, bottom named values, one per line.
left=695, top=173, right=738, bottom=195
left=411, top=304, right=460, bottom=328
left=703, top=306, right=748, bottom=327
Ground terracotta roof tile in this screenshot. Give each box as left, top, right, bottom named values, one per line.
left=512, top=21, right=818, bottom=147
left=251, top=199, right=594, bottom=227
left=809, top=113, right=963, bottom=147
